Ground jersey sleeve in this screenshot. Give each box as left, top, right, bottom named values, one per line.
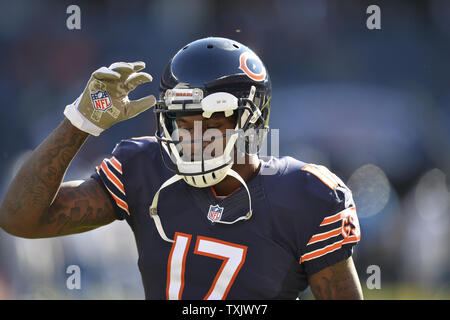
left=91, top=143, right=130, bottom=221
left=299, top=164, right=361, bottom=276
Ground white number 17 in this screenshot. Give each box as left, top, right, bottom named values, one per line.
left=166, top=232, right=247, bottom=300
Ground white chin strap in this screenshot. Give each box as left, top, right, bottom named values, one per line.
left=149, top=168, right=252, bottom=243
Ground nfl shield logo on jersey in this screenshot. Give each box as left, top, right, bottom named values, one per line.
left=207, top=205, right=224, bottom=223
left=90, top=90, right=112, bottom=111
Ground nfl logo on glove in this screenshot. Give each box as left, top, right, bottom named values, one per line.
left=207, top=205, right=224, bottom=223
left=91, top=90, right=112, bottom=111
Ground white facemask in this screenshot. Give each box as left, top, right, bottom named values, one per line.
left=149, top=86, right=260, bottom=243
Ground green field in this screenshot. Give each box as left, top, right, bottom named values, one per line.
left=300, top=283, right=450, bottom=300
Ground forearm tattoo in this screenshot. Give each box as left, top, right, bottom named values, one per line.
left=0, top=119, right=114, bottom=236
left=309, top=258, right=363, bottom=300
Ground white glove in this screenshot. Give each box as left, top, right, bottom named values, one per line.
left=64, top=61, right=156, bottom=136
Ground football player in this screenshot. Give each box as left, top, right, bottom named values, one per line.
left=0, top=37, right=363, bottom=299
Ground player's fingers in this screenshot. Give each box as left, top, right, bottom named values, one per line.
left=92, top=66, right=121, bottom=81
left=130, top=61, right=146, bottom=72
left=126, top=94, right=156, bottom=118
left=125, top=72, right=153, bottom=91
left=108, top=62, right=136, bottom=79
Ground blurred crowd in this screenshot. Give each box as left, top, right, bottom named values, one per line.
left=0, top=0, right=448, bottom=299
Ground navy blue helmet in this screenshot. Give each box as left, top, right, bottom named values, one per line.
left=154, top=37, right=272, bottom=187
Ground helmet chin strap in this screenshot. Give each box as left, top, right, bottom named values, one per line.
left=149, top=174, right=183, bottom=243
left=149, top=168, right=253, bottom=243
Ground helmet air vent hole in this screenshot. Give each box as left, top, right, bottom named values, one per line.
left=233, top=44, right=239, bottom=49
left=212, top=172, right=217, bottom=179
left=202, top=175, right=207, bottom=184
left=191, top=177, right=196, bottom=185
left=207, top=44, right=213, bottom=49
left=183, top=45, right=189, bottom=50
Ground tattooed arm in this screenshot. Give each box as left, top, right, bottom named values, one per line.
left=0, top=118, right=116, bottom=238
left=308, top=257, right=364, bottom=300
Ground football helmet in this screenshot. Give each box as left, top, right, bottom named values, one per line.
left=150, top=37, right=271, bottom=242
left=154, top=37, right=271, bottom=188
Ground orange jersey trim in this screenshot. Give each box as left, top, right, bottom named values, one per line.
left=100, top=161, right=125, bottom=195
left=300, top=233, right=361, bottom=264
left=307, top=227, right=342, bottom=246
left=108, top=157, right=123, bottom=174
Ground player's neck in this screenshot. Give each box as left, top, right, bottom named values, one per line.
left=211, top=155, right=261, bottom=197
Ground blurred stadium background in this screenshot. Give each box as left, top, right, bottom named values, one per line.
left=0, top=0, right=449, bottom=299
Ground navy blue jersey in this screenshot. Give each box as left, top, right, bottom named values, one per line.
left=92, top=137, right=361, bottom=300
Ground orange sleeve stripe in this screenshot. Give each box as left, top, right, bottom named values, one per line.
left=320, top=207, right=356, bottom=226
left=300, top=240, right=343, bottom=263
left=100, top=161, right=125, bottom=195
left=96, top=165, right=129, bottom=215
left=300, top=233, right=361, bottom=264
left=320, top=211, right=342, bottom=226
left=110, top=192, right=129, bottom=213
left=307, top=227, right=342, bottom=245
left=96, top=166, right=129, bottom=215
left=109, top=157, right=123, bottom=174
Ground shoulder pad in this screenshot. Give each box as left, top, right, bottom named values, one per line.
left=301, top=164, right=343, bottom=190
left=301, top=163, right=355, bottom=208
left=111, top=136, right=160, bottom=163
